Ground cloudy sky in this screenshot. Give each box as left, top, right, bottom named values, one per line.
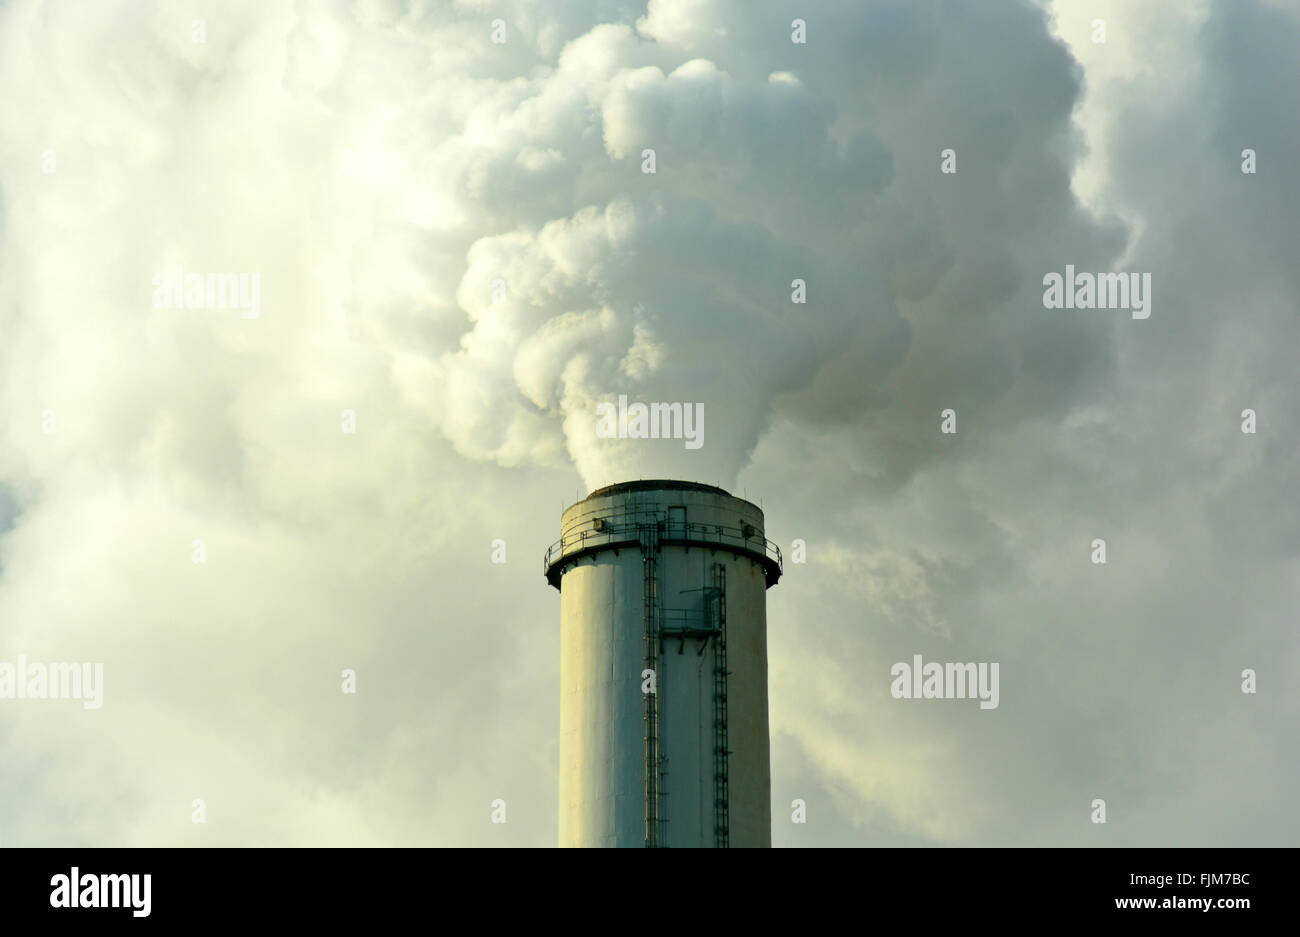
left=0, top=0, right=1295, bottom=846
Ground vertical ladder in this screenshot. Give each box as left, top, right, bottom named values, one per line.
left=711, top=563, right=729, bottom=848
left=641, top=523, right=661, bottom=848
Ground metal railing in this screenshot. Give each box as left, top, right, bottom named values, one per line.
left=543, top=517, right=782, bottom=577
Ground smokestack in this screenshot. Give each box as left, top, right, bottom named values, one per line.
left=544, top=480, right=782, bottom=847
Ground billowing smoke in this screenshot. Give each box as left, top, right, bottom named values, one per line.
left=0, top=0, right=1112, bottom=494
left=402, top=1, right=1119, bottom=490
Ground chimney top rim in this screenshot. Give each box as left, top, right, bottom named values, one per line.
left=585, top=479, right=731, bottom=499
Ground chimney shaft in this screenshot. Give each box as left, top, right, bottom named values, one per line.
left=545, top=480, right=781, bottom=848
